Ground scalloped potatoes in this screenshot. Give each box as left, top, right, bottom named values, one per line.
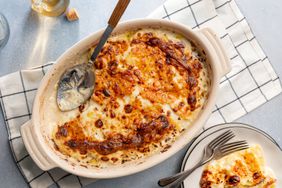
left=200, top=145, right=276, bottom=188
left=52, top=28, right=210, bottom=168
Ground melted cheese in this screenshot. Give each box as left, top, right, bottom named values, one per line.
left=51, top=28, right=210, bottom=168
left=200, top=145, right=276, bottom=188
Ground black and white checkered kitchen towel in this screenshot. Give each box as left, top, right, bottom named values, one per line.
left=0, top=0, right=281, bottom=187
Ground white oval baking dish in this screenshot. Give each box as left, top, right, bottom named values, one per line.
left=20, top=19, right=231, bottom=179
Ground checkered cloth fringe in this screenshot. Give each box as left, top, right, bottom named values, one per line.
left=0, top=0, right=281, bottom=187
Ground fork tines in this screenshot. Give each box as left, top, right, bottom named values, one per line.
left=208, top=130, right=235, bottom=149
left=219, top=140, right=249, bottom=156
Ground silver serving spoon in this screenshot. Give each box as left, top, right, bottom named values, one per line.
left=0, top=13, right=10, bottom=50
left=57, top=0, right=130, bottom=111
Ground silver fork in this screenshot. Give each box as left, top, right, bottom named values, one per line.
left=158, top=138, right=249, bottom=188
left=158, top=130, right=234, bottom=187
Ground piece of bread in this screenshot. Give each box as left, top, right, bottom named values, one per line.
left=66, top=8, right=79, bottom=21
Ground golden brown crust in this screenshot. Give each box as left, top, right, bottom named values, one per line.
left=200, top=146, right=276, bottom=188
left=200, top=170, right=212, bottom=188
left=56, top=114, right=174, bottom=156
left=53, top=29, right=209, bottom=166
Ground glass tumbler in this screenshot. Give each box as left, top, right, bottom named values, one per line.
left=0, top=13, right=10, bottom=50
left=31, top=0, right=70, bottom=17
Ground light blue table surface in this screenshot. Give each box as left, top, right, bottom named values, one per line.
left=0, top=0, right=281, bottom=187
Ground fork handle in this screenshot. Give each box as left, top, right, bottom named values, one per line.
left=108, top=0, right=131, bottom=28
left=158, top=159, right=207, bottom=188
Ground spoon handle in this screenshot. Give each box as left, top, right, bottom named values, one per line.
left=108, top=0, right=131, bottom=28
left=90, top=0, right=130, bottom=62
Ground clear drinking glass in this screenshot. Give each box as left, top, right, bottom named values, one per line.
left=0, top=13, right=10, bottom=50
left=31, top=0, right=70, bottom=17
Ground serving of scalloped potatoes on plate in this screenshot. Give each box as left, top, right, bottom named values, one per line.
left=180, top=124, right=282, bottom=188
left=200, top=145, right=276, bottom=188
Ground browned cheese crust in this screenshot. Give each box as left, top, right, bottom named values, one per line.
left=53, top=29, right=209, bottom=166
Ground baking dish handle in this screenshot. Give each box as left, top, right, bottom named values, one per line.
left=199, top=28, right=231, bottom=78
left=21, top=120, right=56, bottom=171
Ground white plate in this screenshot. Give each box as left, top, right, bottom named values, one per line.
left=180, top=122, right=282, bottom=188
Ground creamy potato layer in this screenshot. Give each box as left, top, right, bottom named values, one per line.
left=200, top=145, right=276, bottom=188
left=52, top=28, right=210, bottom=168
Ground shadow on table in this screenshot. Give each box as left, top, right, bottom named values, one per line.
left=18, top=9, right=80, bottom=69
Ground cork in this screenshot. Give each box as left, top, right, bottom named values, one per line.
left=66, top=8, right=79, bottom=21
